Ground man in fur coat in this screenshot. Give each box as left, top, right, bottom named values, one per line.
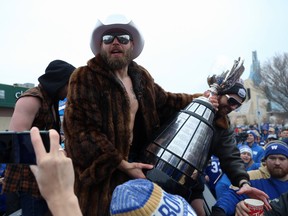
left=63, top=14, right=268, bottom=215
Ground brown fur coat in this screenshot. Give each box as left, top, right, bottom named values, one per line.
left=63, top=55, right=200, bottom=215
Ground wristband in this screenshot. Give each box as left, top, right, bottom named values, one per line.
left=239, top=181, right=251, bottom=188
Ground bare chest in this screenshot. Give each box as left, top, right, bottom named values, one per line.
left=120, top=77, right=139, bottom=115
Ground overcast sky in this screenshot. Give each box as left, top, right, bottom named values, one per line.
left=1, top=0, right=288, bottom=93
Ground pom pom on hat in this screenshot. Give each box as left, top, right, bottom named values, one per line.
left=110, top=179, right=196, bottom=216
left=264, top=141, right=288, bottom=159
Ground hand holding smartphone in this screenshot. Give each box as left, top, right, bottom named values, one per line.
left=0, top=131, right=50, bottom=164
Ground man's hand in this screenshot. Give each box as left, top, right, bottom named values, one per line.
left=118, top=160, right=153, bottom=179
left=237, top=184, right=271, bottom=211
left=203, top=90, right=219, bottom=111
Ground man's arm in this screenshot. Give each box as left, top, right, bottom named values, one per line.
left=212, top=188, right=247, bottom=215
left=264, top=192, right=288, bottom=216
left=117, top=160, right=153, bottom=178
left=9, top=97, right=41, bottom=131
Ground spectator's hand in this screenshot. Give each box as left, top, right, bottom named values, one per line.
left=118, top=160, right=153, bottom=179
left=29, top=127, right=82, bottom=215
left=235, top=200, right=250, bottom=216
left=237, top=184, right=271, bottom=211
left=29, top=127, right=75, bottom=204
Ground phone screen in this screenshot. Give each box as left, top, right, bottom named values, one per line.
left=0, top=131, right=50, bottom=164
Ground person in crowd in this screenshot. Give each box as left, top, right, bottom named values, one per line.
left=268, top=127, right=276, bottom=136
left=63, top=14, right=269, bottom=216
left=110, top=178, right=197, bottom=216
left=238, top=130, right=265, bottom=163
left=239, top=145, right=261, bottom=171
left=279, top=125, right=288, bottom=140
left=205, top=155, right=222, bottom=197
left=212, top=140, right=288, bottom=216
left=267, top=134, right=277, bottom=143
left=215, top=145, right=260, bottom=199
left=187, top=83, right=265, bottom=215
left=261, top=124, right=269, bottom=144
left=252, top=129, right=261, bottom=145
left=3, top=60, right=75, bottom=216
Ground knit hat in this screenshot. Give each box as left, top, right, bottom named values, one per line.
left=252, top=129, right=260, bottom=137
left=262, top=124, right=269, bottom=131
left=38, top=60, right=75, bottom=97
left=239, top=145, right=253, bottom=156
left=264, top=141, right=288, bottom=159
left=247, top=130, right=257, bottom=139
left=219, top=80, right=246, bottom=102
left=110, top=179, right=196, bottom=216
left=267, top=134, right=277, bottom=140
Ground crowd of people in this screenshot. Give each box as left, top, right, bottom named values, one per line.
left=0, top=13, right=287, bottom=216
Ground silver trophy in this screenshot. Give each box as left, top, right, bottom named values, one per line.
left=143, top=57, right=245, bottom=199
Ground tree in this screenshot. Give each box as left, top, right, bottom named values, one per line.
left=255, top=53, right=288, bottom=113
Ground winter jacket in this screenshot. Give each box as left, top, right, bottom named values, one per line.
left=210, top=115, right=249, bottom=188
left=265, top=192, right=288, bottom=216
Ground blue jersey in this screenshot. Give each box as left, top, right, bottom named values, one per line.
left=205, top=156, right=222, bottom=193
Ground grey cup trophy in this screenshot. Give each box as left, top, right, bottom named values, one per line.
left=143, top=57, right=245, bottom=200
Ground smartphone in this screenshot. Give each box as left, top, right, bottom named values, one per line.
left=0, top=131, right=50, bottom=164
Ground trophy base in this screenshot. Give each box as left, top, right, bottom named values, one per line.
left=146, top=168, right=192, bottom=201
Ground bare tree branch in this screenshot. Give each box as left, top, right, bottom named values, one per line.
left=254, top=53, right=288, bottom=113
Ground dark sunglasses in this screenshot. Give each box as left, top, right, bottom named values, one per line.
left=225, top=94, right=242, bottom=108
left=102, top=34, right=132, bottom=45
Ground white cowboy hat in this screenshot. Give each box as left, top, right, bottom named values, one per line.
left=90, top=14, right=145, bottom=59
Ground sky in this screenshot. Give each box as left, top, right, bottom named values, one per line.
left=1, top=0, right=288, bottom=93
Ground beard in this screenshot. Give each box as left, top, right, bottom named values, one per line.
left=267, top=165, right=288, bottom=178
left=217, top=105, right=233, bottom=116
left=100, top=47, right=133, bottom=70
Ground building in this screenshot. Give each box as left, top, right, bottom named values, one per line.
left=0, top=83, right=31, bottom=130
left=228, top=51, right=288, bottom=129
left=228, top=79, right=269, bottom=128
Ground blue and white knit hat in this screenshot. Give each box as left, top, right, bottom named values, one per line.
left=264, top=140, right=288, bottom=159
left=110, top=179, right=196, bottom=216
left=247, top=130, right=257, bottom=139
left=239, top=145, right=253, bottom=156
